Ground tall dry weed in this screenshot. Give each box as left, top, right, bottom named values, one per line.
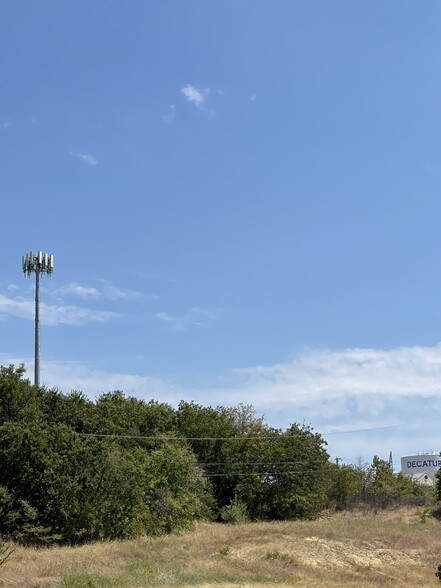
left=1, top=508, right=441, bottom=587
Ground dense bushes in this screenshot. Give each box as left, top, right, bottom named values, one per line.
left=0, top=364, right=429, bottom=545
left=327, top=456, right=428, bottom=511
left=0, top=366, right=212, bottom=543
left=0, top=421, right=210, bottom=543
left=176, top=402, right=331, bottom=520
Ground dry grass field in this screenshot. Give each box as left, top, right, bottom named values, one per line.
left=1, top=507, right=441, bottom=588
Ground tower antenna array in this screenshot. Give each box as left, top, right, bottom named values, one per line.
left=22, top=251, right=54, bottom=387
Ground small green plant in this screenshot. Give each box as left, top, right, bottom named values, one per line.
left=219, top=496, right=249, bottom=524
left=417, top=507, right=431, bottom=524
left=435, top=564, right=441, bottom=581
left=218, top=546, right=230, bottom=556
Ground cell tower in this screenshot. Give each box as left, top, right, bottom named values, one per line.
left=22, top=251, right=54, bottom=387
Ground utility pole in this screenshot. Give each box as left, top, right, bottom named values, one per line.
left=22, top=251, right=54, bottom=387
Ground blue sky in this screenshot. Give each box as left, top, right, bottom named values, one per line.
left=2, top=1, right=441, bottom=467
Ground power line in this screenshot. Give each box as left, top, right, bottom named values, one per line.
left=198, top=461, right=317, bottom=466
left=203, top=471, right=329, bottom=477
left=76, top=432, right=315, bottom=441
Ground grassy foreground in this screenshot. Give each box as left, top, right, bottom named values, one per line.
left=1, top=507, right=441, bottom=588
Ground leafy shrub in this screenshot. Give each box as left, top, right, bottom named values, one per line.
left=0, top=423, right=212, bottom=543
left=220, top=496, right=250, bottom=524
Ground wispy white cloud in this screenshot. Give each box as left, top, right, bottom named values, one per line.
left=3, top=343, right=441, bottom=460
left=155, top=307, right=217, bottom=330
left=41, top=302, right=119, bottom=325
left=0, top=294, right=38, bottom=322
left=162, top=104, right=176, bottom=124
left=155, top=311, right=174, bottom=323
left=41, top=361, right=172, bottom=400
left=54, top=283, right=100, bottom=299
left=190, top=307, right=217, bottom=320
left=199, top=343, right=441, bottom=458
left=97, top=280, right=141, bottom=301
left=216, top=345, right=441, bottom=413
left=180, top=84, right=210, bottom=109
left=199, top=344, right=441, bottom=458
left=0, top=355, right=176, bottom=402
left=52, top=280, right=140, bottom=301
left=0, top=278, right=140, bottom=327
left=69, top=152, right=99, bottom=166
left=0, top=293, right=120, bottom=326
left=80, top=154, right=98, bottom=166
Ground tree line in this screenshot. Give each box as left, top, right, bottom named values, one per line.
left=0, top=365, right=427, bottom=545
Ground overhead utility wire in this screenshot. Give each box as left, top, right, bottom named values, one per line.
left=77, top=433, right=315, bottom=441
left=203, top=475, right=328, bottom=478
left=198, top=461, right=317, bottom=466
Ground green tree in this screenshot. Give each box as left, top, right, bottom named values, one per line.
left=222, top=403, right=265, bottom=435
left=37, top=388, right=96, bottom=433
left=366, top=456, right=423, bottom=503
left=0, top=422, right=211, bottom=543
left=176, top=401, right=237, bottom=511
left=327, top=464, right=364, bottom=509
left=93, top=391, right=176, bottom=440
left=0, top=365, right=42, bottom=426
left=260, top=424, right=330, bottom=520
